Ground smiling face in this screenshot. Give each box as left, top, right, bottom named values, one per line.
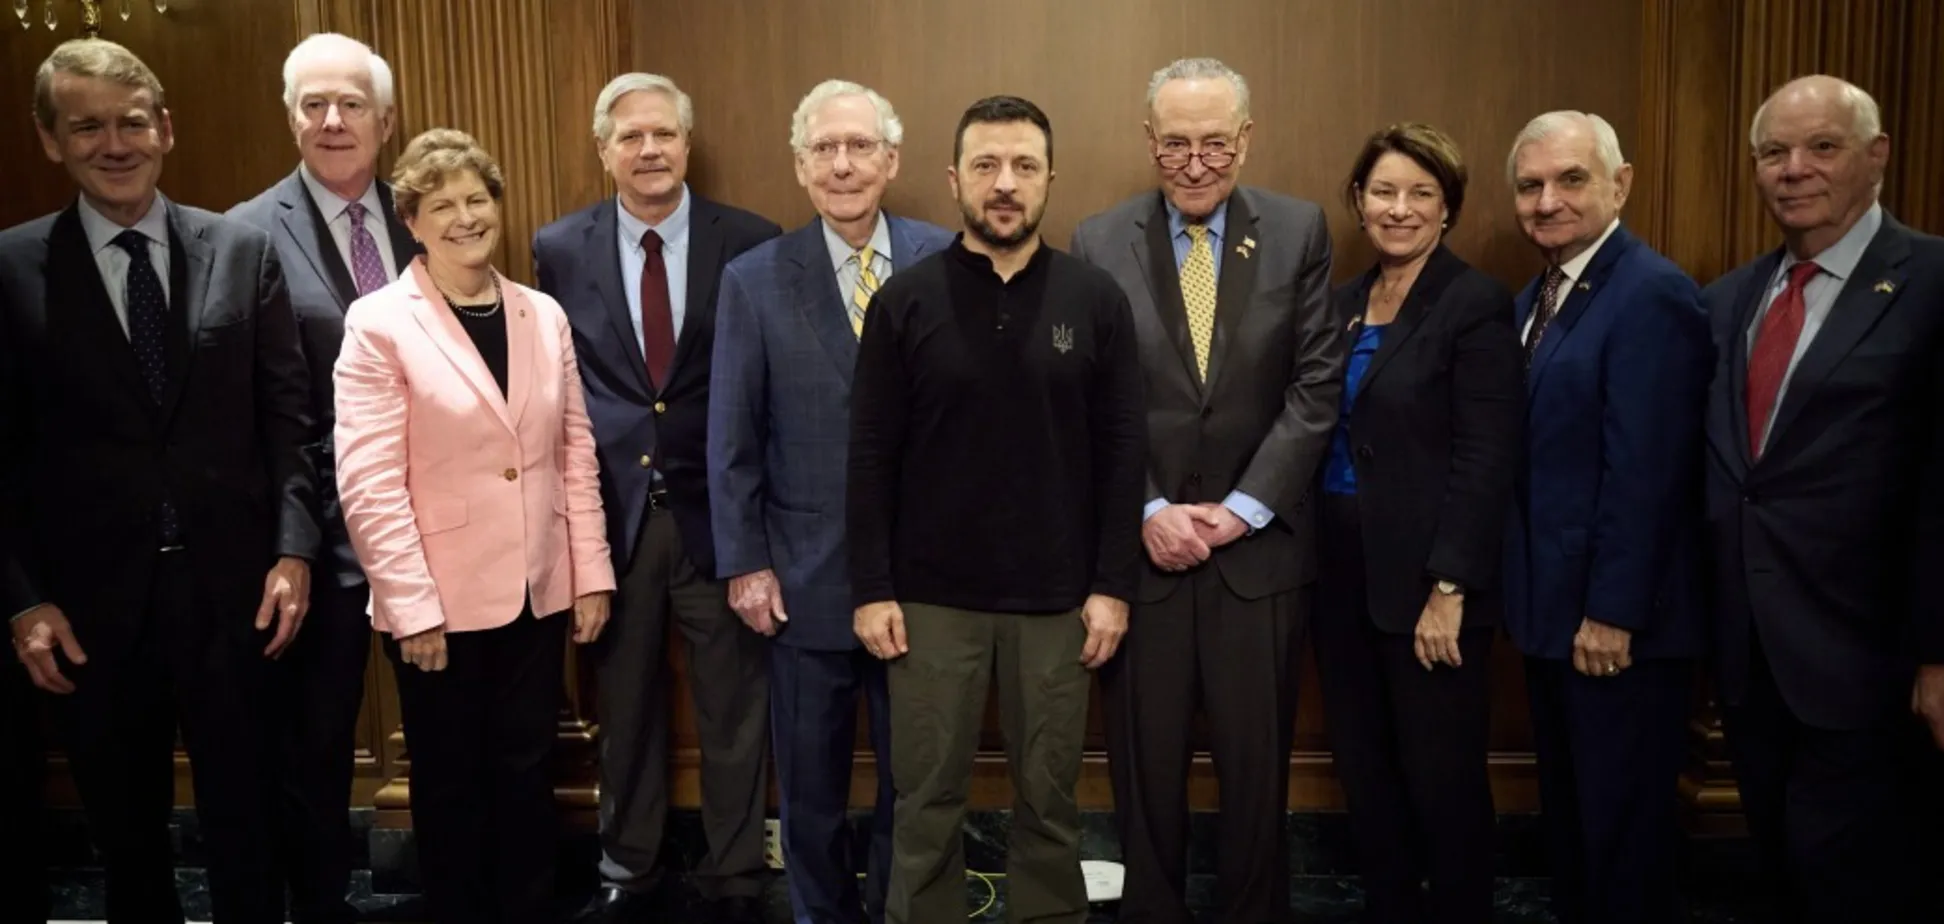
left=1511, top=123, right=1630, bottom=264
left=1359, top=151, right=1446, bottom=263
left=288, top=51, right=393, bottom=198
left=795, top=93, right=899, bottom=226
left=599, top=88, right=689, bottom=212
left=1147, top=76, right=1251, bottom=220
left=949, top=119, right=1052, bottom=251
left=403, top=169, right=500, bottom=272
left=1751, top=82, right=1888, bottom=255
left=37, top=71, right=173, bottom=225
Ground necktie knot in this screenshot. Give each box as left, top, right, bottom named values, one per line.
left=1184, top=223, right=1209, bottom=244
left=856, top=244, right=875, bottom=268
left=113, top=229, right=150, bottom=260
left=1786, top=260, right=1820, bottom=290
left=641, top=229, right=664, bottom=253
left=345, top=201, right=366, bottom=225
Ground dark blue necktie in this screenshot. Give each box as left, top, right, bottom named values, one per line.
left=114, top=229, right=182, bottom=545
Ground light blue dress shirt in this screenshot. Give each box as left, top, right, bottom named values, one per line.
left=614, top=183, right=693, bottom=354
left=1746, top=202, right=1882, bottom=452
left=1143, top=195, right=1273, bottom=533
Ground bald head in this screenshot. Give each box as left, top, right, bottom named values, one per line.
left=1748, top=75, right=1889, bottom=258
left=1750, top=75, right=1881, bottom=149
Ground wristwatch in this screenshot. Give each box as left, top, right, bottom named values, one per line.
left=1434, top=579, right=1464, bottom=596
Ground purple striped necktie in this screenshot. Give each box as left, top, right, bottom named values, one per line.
left=344, top=200, right=390, bottom=296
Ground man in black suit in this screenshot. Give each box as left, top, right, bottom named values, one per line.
left=1702, top=74, right=1944, bottom=923
left=533, top=73, right=781, bottom=924
left=227, top=32, right=419, bottom=924
left=1070, top=58, right=1344, bottom=924
left=1, top=39, right=318, bottom=924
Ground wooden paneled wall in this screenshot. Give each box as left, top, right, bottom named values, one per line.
left=7, top=0, right=1942, bottom=824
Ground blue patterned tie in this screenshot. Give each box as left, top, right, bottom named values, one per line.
left=114, top=229, right=181, bottom=544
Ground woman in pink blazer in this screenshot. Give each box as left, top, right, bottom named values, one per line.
left=333, top=129, right=616, bottom=924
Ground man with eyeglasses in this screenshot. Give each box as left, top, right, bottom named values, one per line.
left=534, top=72, right=781, bottom=924
left=1071, top=57, right=1344, bottom=924
left=707, top=79, right=951, bottom=924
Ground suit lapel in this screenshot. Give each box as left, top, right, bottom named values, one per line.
left=1202, top=192, right=1258, bottom=395
left=274, top=170, right=360, bottom=311
left=1711, top=251, right=1781, bottom=473
left=1528, top=225, right=1636, bottom=397
left=1760, top=220, right=1912, bottom=457
left=1136, top=195, right=1203, bottom=398
left=406, top=261, right=515, bottom=432
left=501, top=270, right=536, bottom=428
left=48, top=206, right=148, bottom=402
left=157, top=203, right=212, bottom=427
left=586, top=200, right=650, bottom=394
left=1356, top=245, right=1462, bottom=402
left=671, top=194, right=724, bottom=383
left=793, top=219, right=858, bottom=382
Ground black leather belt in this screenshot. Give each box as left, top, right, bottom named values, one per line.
left=648, top=488, right=671, bottom=511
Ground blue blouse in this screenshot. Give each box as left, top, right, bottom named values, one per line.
left=1324, top=323, right=1385, bottom=495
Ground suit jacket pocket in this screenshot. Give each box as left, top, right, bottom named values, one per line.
left=412, top=495, right=468, bottom=535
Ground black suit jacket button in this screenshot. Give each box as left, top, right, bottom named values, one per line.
left=1356, top=445, right=1374, bottom=461
left=1199, top=406, right=1212, bottom=419
left=1742, top=490, right=1759, bottom=504
left=1187, top=472, right=1202, bottom=486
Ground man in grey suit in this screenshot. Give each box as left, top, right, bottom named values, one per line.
left=709, top=80, right=952, bottom=924
left=227, top=34, right=418, bottom=923
left=1071, top=57, right=1344, bottom=924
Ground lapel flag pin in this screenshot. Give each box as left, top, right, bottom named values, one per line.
left=1576, top=281, right=1591, bottom=292
left=1242, top=236, right=1257, bottom=250
left=1236, top=245, right=1251, bottom=258
left=1874, top=280, right=1896, bottom=294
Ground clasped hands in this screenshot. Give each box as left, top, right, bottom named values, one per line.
left=1143, top=502, right=1249, bottom=572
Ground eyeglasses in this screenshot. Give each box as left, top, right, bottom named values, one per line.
left=1154, top=140, right=1237, bottom=170
left=804, top=137, right=886, bottom=161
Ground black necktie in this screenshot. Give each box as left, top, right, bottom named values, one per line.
left=114, top=229, right=181, bottom=544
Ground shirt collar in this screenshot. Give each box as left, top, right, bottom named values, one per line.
left=77, top=192, right=170, bottom=255
left=1780, top=201, right=1882, bottom=283
left=822, top=211, right=893, bottom=275
left=616, top=183, right=693, bottom=251
left=298, top=163, right=385, bottom=225
left=1165, top=194, right=1228, bottom=244
left=1557, top=218, right=1621, bottom=283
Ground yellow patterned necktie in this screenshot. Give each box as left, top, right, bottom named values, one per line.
left=1180, top=224, right=1217, bottom=381
left=850, top=245, right=881, bottom=338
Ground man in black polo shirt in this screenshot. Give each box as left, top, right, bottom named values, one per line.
left=848, top=95, right=1146, bottom=924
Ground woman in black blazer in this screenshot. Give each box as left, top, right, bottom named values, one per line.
left=1315, top=123, right=1524, bottom=924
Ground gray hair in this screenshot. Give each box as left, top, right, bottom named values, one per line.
left=1146, top=57, right=1251, bottom=121
left=789, top=79, right=904, bottom=151
left=593, top=72, right=693, bottom=143
left=1506, top=111, right=1625, bottom=184
left=282, top=32, right=394, bottom=112
left=1748, top=76, right=1883, bottom=148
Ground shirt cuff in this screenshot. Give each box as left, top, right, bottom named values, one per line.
left=1142, top=498, right=1170, bottom=521
left=1223, top=491, right=1275, bottom=533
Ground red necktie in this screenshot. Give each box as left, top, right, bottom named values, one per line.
left=1746, top=260, right=1820, bottom=457
left=639, top=229, right=675, bottom=390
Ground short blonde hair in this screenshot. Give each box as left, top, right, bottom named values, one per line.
left=390, top=128, right=506, bottom=221
left=35, top=38, right=166, bottom=131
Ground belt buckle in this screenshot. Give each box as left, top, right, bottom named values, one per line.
left=648, top=488, right=670, bottom=511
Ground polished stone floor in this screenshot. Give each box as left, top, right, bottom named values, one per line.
left=42, top=809, right=1769, bottom=922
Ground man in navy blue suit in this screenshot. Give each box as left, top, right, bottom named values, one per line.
left=1702, top=75, right=1944, bottom=923
left=708, top=80, right=952, bottom=924
left=534, top=73, right=781, bottom=924
left=1501, top=111, right=1712, bottom=924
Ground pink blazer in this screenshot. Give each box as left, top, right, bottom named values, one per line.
left=334, top=258, right=615, bottom=638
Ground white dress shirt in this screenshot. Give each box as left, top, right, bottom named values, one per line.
left=821, top=211, right=894, bottom=307
left=77, top=193, right=173, bottom=337
left=299, top=164, right=399, bottom=282
left=1524, top=218, right=1622, bottom=340
left=615, top=184, right=693, bottom=351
